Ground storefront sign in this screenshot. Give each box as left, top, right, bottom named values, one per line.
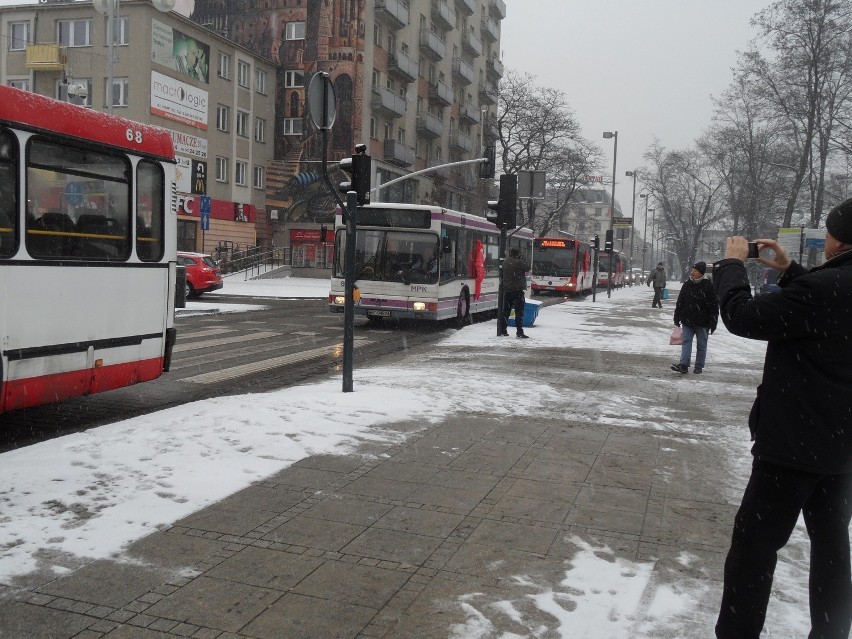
left=165, top=127, right=208, bottom=159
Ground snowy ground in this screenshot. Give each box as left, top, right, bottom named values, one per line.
left=0, top=277, right=814, bottom=636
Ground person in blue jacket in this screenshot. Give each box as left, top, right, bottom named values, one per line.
left=712, top=200, right=852, bottom=639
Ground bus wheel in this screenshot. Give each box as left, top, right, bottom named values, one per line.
left=455, top=290, right=471, bottom=328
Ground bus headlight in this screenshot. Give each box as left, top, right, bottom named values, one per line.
left=412, top=302, right=426, bottom=311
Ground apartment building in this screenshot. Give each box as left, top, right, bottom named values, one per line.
left=189, top=0, right=506, bottom=231
left=0, top=0, right=277, bottom=254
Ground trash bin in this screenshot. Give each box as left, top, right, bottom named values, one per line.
left=661, top=288, right=670, bottom=300
left=175, top=265, right=187, bottom=309
left=507, top=299, right=543, bottom=328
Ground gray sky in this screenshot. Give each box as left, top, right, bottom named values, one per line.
left=500, top=0, right=774, bottom=223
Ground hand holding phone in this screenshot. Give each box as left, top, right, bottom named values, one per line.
left=747, top=241, right=760, bottom=259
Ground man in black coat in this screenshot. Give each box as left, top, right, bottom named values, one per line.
left=499, top=247, right=529, bottom=338
left=671, top=261, right=718, bottom=374
left=712, top=200, right=852, bottom=639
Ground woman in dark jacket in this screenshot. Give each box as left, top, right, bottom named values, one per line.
left=712, top=206, right=852, bottom=639
left=671, top=261, right=718, bottom=374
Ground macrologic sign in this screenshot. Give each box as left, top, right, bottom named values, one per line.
left=150, top=71, right=208, bottom=130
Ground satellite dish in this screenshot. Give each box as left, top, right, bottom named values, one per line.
left=152, top=0, right=176, bottom=12
left=91, top=0, right=112, bottom=15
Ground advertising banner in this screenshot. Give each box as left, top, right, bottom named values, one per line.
left=165, top=127, right=208, bottom=159
left=150, top=71, right=208, bottom=130
left=151, top=19, right=210, bottom=84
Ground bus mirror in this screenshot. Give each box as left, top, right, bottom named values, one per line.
left=442, top=237, right=452, bottom=253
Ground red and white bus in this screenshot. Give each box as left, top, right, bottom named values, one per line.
left=530, top=236, right=594, bottom=296
left=597, top=250, right=626, bottom=288
left=0, top=86, right=177, bottom=414
left=328, top=203, right=534, bottom=323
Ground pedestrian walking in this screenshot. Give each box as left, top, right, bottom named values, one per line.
left=670, top=261, right=718, bottom=374
left=646, top=262, right=666, bottom=308
left=499, top=247, right=529, bottom=338
left=712, top=199, right=852, bottom=639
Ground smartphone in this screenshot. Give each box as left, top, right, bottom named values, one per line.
left=747, top=241, right=760, bottom=259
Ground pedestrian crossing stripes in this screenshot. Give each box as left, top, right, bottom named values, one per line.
left=173, top=331, right=280, bottom=353
left=180, top=338, right=374, bottom=384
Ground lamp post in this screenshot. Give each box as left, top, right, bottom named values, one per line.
left=625, top=170, right=638, bottom=280
left=650, top=207, right=657, bottom=267
left=602, top=131, right=617, bottom=298
left=640, top=193, right=650, bottom=272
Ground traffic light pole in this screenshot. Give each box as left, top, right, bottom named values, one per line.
left=496, top=224, right=507, bottom=336
left=342, top=190, right=357, bottom=392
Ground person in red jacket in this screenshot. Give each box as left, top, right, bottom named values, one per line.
left=712, top=200, right=852, bottom=639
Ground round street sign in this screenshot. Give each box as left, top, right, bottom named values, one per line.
left=307, top=72, right=337, bottom=131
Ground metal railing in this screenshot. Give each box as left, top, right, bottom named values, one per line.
left=214, top=241, right=333, bottom=279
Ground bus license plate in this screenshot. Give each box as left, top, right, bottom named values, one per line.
left=367, top=309, right=391, bottom=317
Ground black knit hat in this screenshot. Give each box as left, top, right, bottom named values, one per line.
left=826, top=198, right=852, bottom=243
left=692, top=261, right=706, bottom=275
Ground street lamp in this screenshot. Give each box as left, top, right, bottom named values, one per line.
left=625, top=170, right=638, bottom=278
left=640, top=193, right=651, bottom=271
left=602, top=131, right=617, bottom=298
left=649, top=207, right=657, bottom=267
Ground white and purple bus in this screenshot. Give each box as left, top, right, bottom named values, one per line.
left=328, top=203, right=533, bottom=324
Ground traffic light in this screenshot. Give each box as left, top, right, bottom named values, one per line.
left=479, top=146, right=496, bottom=179
left=604, top=229, right=613, bottom=252
left=485, top=174, right=518, bottom=228
left=339, top=144, right=371, bottom=205
left=592, top=235, right=600, bottom=250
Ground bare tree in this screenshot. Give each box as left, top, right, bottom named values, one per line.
left=497, top=71, right=603, bottom=233
left=644, top=141, right=728, bottom=279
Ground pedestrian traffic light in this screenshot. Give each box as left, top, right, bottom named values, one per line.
left=485, top=174, right=518, bottom=228
left=319, top=225, right=327, bottom=243
left=604, top=229, right=613, bottom=252
left=479, top=146, right=496, bottom=179
left=592, top=235, right=599, bottom=250
left=339, top=144, right=371, bottom=205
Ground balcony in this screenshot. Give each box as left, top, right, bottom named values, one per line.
left=388, top=50, right=418, bottom=83
left=419, top=29, right=446, bottom=61
left=452, top=57, right=474, bottom=85
left=384, top=139, right=416, bottom=167
left=376, top=0, right=409, bottom=29
left=462, top=30, right=483, bottom=57
left=486, top=56, right=504, bottom=79
left=428, top=79, right=452, bottom=106
left=431, top=0, right=456, bottom=31
left=449, top=130, right=472, bottom=153
left=371, top=86, right=407, bottom=118
left=479, top=83, right=498, bottom=105
left=455, top=0, right=475, bottom=16
left=459, top=102, right=480, bottom=125
left=416, top=111, right=444, bottom=139
left=481, top=15, right=499, bottom=42
left=25, top=44, right=67, bottom=70
left=489, top=0, right=506, bottom=19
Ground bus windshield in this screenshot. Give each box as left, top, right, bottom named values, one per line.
left=533, top=249, right=574, bottom=276
left=335, top=229, right=440, bottom=285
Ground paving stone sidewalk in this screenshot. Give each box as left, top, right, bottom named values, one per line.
left=0, top=302, right=761, bottom=639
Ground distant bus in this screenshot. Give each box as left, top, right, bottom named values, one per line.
left=0, top=86, right=177, bottom=414
left=597, top=250, right=626, bottom=288
left=531, top=236, right=593, bottom=296
left=328, top=203, right=534, bottom=324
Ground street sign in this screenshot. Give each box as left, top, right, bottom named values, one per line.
left=517, top=170, right=546, bottom=199
left=612, top=216, right=633, bottom=228
left=200, top=195, right=211, bottom=231
left=307, top=72, right=337, bottom=131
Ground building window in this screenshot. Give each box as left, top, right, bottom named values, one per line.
left=105, top=15, right=129, bottom=45
left=253, top=165, right=265, bottom=189
left=255, top=117, right=266, bottom=143
left=237, top=60, right=250, bottom=88
left=9, top=79, right=28, bottom=91
left=284, top=70, right=304, bottom=88
left=9, top=22, right=29, bottom=50
left=235, top=161, right=247, bottom=186
left=236, top=110, right=249, bottom=138
left=216, top=156, right=229, bottom=182
left=218, top=52, right=230, bottom=79
left=370, top=117, right=377, bottom=140
left=286, top=21, right=305, bottom=40
left=216, top=104, right=230, bottom=132
left=57, top=79, right=91, bottom=106
left=107, top=77, right=129, bottom=107
left=255, top=69, right=267, bottom=94
left=57, top=19, right=91, bottom=47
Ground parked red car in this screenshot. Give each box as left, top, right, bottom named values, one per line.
left=178, top=252, right=223, bottom=298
